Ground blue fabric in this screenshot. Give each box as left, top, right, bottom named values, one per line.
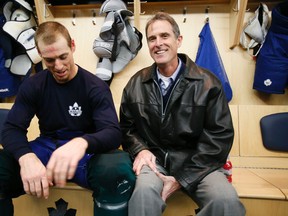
left=29, top=136, right=93, bottom=188
left=253, top=2, right=288, bottom=94
left=195, top=22, right=233, bottom=102
left=0, top=48, right=21, bottom=98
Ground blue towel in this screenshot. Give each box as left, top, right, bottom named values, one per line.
left=195, top=22, right=233, bottom=102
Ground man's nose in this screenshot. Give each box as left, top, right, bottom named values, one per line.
left=155, top=38, right=163, bottom=46
left=54, top=59, right=63, bottom=70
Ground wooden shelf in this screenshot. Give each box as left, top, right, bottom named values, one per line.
left=48, top=3, right=102, bottom=10
left=247, top=0, right=281, bottom=11
left=134, top=0, right=231, bottom=14
left=44, top=0, right=232, bottom=18
left=34, top=0, right=282, bottom=49
left=46, top=3, right=134, bottom=17
left=47, top=3, right=103, bottom=18
left=41, top=0, right=281, bottom=17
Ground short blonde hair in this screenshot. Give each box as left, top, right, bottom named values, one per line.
left=34, top=21, right=72, bottom=49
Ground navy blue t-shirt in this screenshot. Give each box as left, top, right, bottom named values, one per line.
left=2, top=66, right=121, bottom=160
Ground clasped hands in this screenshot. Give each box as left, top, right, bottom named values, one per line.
left=18, top=137, right=88, bottom=199
left=133, top=149, right=181, bottom=201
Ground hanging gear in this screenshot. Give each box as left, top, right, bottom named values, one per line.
left=93, top=0, right=142, bottom=82
left=0, top=12, right=22, bottom=98
left=240, top=3, right=270, bottom=57
left=2, top=0, right=41, bottom=75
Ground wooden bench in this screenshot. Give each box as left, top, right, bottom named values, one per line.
left=229, top=105, right=288, bottom=216
left=1, top=103, right=287, bottom=216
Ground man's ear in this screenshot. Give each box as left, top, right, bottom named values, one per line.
left=177, top=35, right=183, bottom=48
left=71, top=39, right=76, bottom=52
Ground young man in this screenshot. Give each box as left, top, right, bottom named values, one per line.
left=0, top=21, right=135, bottom=216
left=120, top=12, right=246, bottom=216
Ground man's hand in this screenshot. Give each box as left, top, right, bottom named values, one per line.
left=156, top=172, right=181, bottom=201
left=19, top=153, right=52, bottom=199
left=46, top=137, right=88, bottom=187
left=133, top=149, right=157, bottom=175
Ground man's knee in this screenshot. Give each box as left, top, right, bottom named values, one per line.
left=133, top=165, right=163, bottom=195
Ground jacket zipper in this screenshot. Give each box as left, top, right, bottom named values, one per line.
left=163, top=79, right=180, bottom=115
left=154, top=80, right=165, bottom=120
left=154, top=79, right=180, bottom=118
left=154, top=79, right=180, bottom=169
left=164, top=151, right=169, bottom=168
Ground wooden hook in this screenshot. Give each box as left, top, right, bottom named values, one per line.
left=72, top=11, right=76, bottom=26
left=205, top=6, right=210, bottom=23
left=183, top=7, right=187, bottom=23
left=92, top=10, right=96, bottom=25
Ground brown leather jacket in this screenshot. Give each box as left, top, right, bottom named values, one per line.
left=120, top=53, right=234, bottom=195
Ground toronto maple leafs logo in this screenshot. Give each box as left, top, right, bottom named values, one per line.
left=68, top=102, right=82, bottom=116
left=48, top=198, right=76, bottom=216
left=264, top=79, right=272, bottom=86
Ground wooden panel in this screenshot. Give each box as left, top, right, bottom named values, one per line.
left=250, top=169, right=288, bottom=199
left=13, top=187, right=93, bottom=216
left=231, top=156, right=288, bottom=169
left=12, top=169, right=288, bottom=216
left=232, top=168, right=285, bottom=200
left=45, top=0, right=231, bottom=17
left=164, top=190, right=197, bottom=216
left=14, top=183, right=198, bottom=216
left=240, top=198, right=288, bottom=216
left=239, top=105, right=288, bottom=157
left=139, top=0, right=230, bottom=14
left=229, top=0, right=248, bottom=49
left=0, top=103, right=13, bottom=109
left=34, top=0, right=53, bottom=23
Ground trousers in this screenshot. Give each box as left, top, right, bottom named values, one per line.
left=0, top=136, right=135, bottom=216
left=128, top=165, right=246, bottom=216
